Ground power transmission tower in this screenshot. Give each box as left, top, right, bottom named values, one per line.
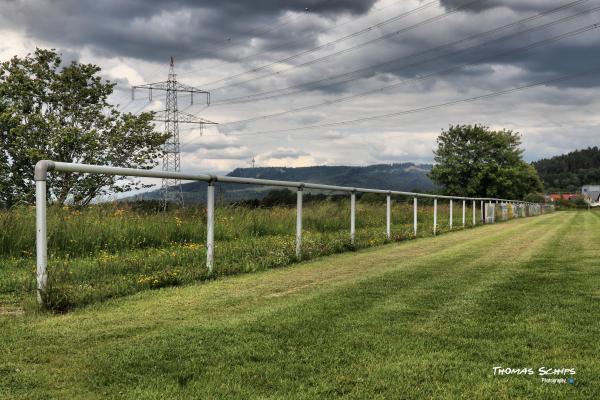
left=132, top=57, right=217, bottom=209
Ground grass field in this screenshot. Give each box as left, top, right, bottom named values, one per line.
left=0, top=210, right=597, bottom=399
left=0, top=200, right=480, bottom=311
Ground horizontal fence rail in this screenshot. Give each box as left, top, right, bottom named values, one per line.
left=33, top=160, right=553, bottom=305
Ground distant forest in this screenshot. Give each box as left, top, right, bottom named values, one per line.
left=533, top=146, right=600, bottom=193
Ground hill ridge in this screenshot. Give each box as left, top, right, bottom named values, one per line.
left=133, top=162, right=436, bottom=203
left=533, top=146, right=600, bottom=192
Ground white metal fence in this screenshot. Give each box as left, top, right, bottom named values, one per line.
left=33, top=160, right=552, bottom=305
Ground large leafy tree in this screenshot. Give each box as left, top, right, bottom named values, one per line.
left=0, top=48, right=166, bottom=207
left=429, top=124, right=543, bottom=199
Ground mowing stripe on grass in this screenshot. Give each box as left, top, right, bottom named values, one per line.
left=1, top=212, right=597, bottom=399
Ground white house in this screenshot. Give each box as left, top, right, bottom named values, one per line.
left=582, top=185, right=600, bottom=207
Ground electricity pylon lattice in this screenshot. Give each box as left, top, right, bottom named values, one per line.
left=132, top=57, right=217, bottom=209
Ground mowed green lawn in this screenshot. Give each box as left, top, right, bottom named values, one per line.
left=1, top=211, right=598, bottom=399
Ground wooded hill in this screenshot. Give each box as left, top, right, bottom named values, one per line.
left=533, top=146, right=600, bottom=193
left=132, top=163, right=436, bottom=204
left=132, top=146, right=600, bottom=203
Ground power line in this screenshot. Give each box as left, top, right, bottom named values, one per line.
left=204, top=0, right=485, bottom=92
left=196, top=0, right=442, bottom=88
left=116, top=99, right=135, bottom=112
left=211, top=0, right=592, bottom=106
left=177, top=0, right=409, bottom=78
left=221, top=66, right=600, bottom=136
left=114, top=0, right=470, bottom=102
left=218, top=16, right=600, bottom=126
left=141, top=0, right=337, bottom=83
left=174, top=0, right=358, bottom=77
left=128, top=100, right=152, bottom=115
left=195, top=3, right=332, bottom=53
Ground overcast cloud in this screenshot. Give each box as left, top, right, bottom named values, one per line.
left=1, top=0, right=599, bottom=175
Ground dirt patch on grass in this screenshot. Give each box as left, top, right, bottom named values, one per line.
left=0, top=303, right=24, bottom=317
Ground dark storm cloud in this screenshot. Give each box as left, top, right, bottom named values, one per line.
left=3, top=0, right=598, bottom=90
left=278, top=2, right=600, bottom=95
left=2, top=0, right=600, bottom=169
left=439, top=0, right=591, bottom=13
left=0, top=0, right=377, bottom=62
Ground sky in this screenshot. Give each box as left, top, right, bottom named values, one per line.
left=1, top=0, right=599, bottom=175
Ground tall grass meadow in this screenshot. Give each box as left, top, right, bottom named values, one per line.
left=0, top=197, right=477, bottom=311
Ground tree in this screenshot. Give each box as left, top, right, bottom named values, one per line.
left=532, top=146, right=600, bottom=192
left=429, top=124, right=543, bottom=199
left=0, top=48, right=166, bottom=207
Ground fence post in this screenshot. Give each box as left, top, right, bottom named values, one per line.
left=413, top=197, right=418, bottom=236
left=449, top=199, right=453, bottom=230
left=480, top=200, right=484, bottom=223
left=495, top=200, right=499, bottom=223
left=462, top=200, right=466, bottom=227
left=206, top=181, right=215, bottom=274
left=386, top=193, right=391, bottom=241
left=350, top=191, right=356, bottom=245
left=472, top=200, right=476, bottom=225
left=35, top=179, right=48, bottom=305
left=493, top=201, right=497, bottom=222
left=433, top=198, right=438, bottom=235
left=296, top=186, right=303, bottom=259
